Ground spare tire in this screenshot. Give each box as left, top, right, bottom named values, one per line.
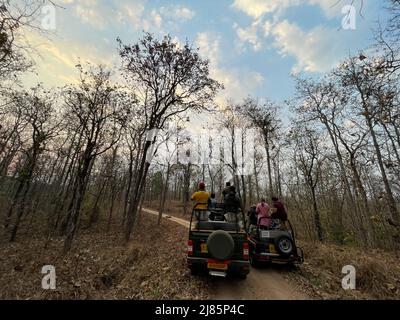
left=207, top=230, right=235, bottom=260
left=275, top=235, right=294, bottom=255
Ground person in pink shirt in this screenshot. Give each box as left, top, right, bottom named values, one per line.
left=256, top=198, right=272, bottom=228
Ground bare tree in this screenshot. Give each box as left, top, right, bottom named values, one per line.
left=288, top=125, right=325, bottom=242
left=0, top=0, right=56, bottom=81
left=334, top=57, right=400, bottom=227
left=3, top=85, right=60, bottom=241
left=237, top=97, right=280, bottom=198
left=118, top=32, right=221, bottom=242
left=61, top=64, right=132, bottom=252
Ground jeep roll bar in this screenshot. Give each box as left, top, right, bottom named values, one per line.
left=189, top=203, right=245, bottom=233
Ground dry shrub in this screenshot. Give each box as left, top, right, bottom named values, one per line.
left=291, top=241, right=400, bottom=299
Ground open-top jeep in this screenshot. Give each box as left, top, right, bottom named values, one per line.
left=187, top=203, right=250, bottom=278
left=247, top=217, right=304, bottom=266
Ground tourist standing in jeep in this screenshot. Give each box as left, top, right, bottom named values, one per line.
left=191, top=182, right=210, bottom=221
left=222, top=182, right=231, bottom=200
left=256, top=198, right=272, bottom=228
left=224, top=186, right=241, bottom=213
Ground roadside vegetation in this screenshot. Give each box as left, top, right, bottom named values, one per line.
left=0, top=0, right=399, bottom=300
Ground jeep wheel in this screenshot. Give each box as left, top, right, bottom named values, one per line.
left=275, top=236, right=294, bottom=255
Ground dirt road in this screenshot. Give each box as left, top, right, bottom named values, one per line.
left=142, top=208, right=309, bottom=300
left=143, top=208, right=190, bottom=228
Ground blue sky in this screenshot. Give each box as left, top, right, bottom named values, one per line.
left=25, top=0, right=390, bottom=105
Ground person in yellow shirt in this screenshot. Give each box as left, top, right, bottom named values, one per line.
left=191, top=182, right=210, bottom=221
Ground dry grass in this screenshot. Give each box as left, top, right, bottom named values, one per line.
left=0, top=213, right=211, bottom=300
left=286, top=241, right=400, bottom=300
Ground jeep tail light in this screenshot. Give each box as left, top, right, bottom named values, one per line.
left=188, top=240, right=193, bottom=256
left=243, top=242, right=249, bottom=259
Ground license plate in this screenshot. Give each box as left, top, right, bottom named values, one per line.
left=261, top=230, right=270, bottom=238
left=208, top=263, right=228, bottom=270
left=269, top=244, right=277, bottom=253
left=201, top=243, right=208, bottom=253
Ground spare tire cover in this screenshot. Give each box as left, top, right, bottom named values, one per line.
left=207, top=230, right=235, bottom=260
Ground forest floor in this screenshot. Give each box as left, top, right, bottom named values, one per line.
left=146, top=200, right=400, bottom=300
left=1, top=198, right=399, bottom=300
left=0, top=212, right=211, bottom=300
left=285, top=240, right=400, bottom=299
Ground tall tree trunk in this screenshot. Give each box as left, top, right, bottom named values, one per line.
left=264, top=137, right=274, bottom=197
left=107, top=188, right=117, bottom=232
left=158, top=164, right=171, bottom=225
left=63, top=154, right=93, bottom=253
left=253, top=147, right=260, bottom=201
left=4, top=179, right=25, bottom=230
left=365, top=114, right=399, bottom=225
left=349, top=154, right=372, bottom=245
left=9, top=179, right=32, bottom=242
left=125, top=139, right=152, bottom=242
left=248, top=175, right=253, bottom=206
left=183, top=162, right=191, bottom=216
left=311, top=186, right=323, bottom=241
left=88, top=178, right=107, bottom=227
left=240, top=174, right=247, bottom=210
left=122, top=149, right=135, bottom=227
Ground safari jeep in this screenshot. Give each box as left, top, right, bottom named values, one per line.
left=187, top=203, right=250, bottom=279
left=247, top=217, right=304, bottom=266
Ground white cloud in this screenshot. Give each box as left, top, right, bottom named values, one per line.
left=196, top=32, right=220, bottom=65
left=196, top=32, right=264, bottom=105
left=22, top=31, right=115, bottom=88
left=271, top=20, right=347, bottom=73
left=20, top=2, right=196, bottom=88
left=231, top=0, right=302, bottom=18
left=263, top=20, right=272, bottom=37
left=232, top=18, right=275, bottom=52
left=308, top=0, right=344, bottom=18
left=63, top=0, right=147, bottom=30
left=73, top=0, right=107, bottom=29
left=233, top=19, right=263, bottom=52
left=116, top=0, right=146, bottom=29
left=159, top=5, right=195, bottom=21
left=230, top=0, right=345, bottom=53
left=60, top=2, right=194, bottom=34
left=150, top=10, right=163, bottom=29
left=232, top=0, right=346, bottom=18
left=149, top=5, right=195, bottom=31
left=231, top=0, right=359, bottom=70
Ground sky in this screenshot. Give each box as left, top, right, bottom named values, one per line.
left=23, top=0, right=390, bottom=106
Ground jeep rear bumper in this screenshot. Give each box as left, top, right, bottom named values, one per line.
left=252, top=251, right=304, bottom=264
left=187, top=257, right=250, bottom=275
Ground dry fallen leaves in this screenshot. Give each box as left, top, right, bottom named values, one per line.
left=0, top=214, right=212, bottom=300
